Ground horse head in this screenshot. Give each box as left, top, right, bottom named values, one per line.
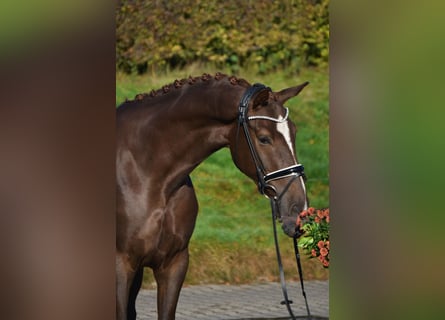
left=230, top=81, right=309, bottom=237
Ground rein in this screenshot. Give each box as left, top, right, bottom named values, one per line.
left=237, top=84, right=312, bottom=319
left=271, top=198, right=312, bottom=320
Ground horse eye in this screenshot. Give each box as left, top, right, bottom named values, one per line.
left=259, top=136, right=272, bottom=145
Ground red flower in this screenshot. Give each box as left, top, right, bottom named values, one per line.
left=320, top=247, right=328, bottom=257
left=296, top=207, right=330, bottom=268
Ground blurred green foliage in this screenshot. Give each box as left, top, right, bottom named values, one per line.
left=116, top=0, right=328, bottom=74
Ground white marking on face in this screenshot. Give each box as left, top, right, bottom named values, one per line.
left=276, top=117, right=296, bottom=161
left=300, top=176, right=308, bottom=210
left=276, top=117, right=308, bottom=210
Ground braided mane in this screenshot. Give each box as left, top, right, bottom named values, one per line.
left=131, top=72, right=249, bottom=102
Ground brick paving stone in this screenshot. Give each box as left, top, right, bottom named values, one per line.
left=136, top=280, right=328, bottom=319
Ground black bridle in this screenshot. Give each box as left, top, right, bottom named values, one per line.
left=237, top=83, right=306, bottom=199
left=236, top=84, right=312, bottom=319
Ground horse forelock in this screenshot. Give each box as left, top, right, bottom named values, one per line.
left=129, top=72, right=249, bottom=102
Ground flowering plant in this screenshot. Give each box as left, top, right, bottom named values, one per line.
left=296, top=207, right=330, bottom=268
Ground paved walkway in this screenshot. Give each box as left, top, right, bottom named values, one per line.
left=136, top=280, right=328, bottom=319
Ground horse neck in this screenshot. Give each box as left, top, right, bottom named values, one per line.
left=119, top=80, right=247, bottom=196
left=160, top=81, right=244, bottom=167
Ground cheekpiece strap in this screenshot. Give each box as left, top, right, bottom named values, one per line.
left=238, top=83, right=270, bottom=123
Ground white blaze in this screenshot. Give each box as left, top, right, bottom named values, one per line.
left=276, top=117, right=308, bottom=210
left=300, top=175, right=308, bottom=210
left=276, top=117, right=296, bottom=160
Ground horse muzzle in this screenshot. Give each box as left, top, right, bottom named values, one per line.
left=280, top=216, right=299, bottom=237
left=279, top=201, right=307, bottom=238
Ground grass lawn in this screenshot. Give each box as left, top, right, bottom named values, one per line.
left=116, top=66, right=329, bottom=287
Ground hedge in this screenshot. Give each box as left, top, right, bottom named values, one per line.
left=116, top=0, right=329, bottom=74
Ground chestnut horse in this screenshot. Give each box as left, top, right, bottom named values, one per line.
left=116, top=73, right=309, bottom=320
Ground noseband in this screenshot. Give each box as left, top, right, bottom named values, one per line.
left=237, top=83, right=306, bottom=199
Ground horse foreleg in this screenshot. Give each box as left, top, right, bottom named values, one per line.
left=153, top=249, right=189, bottom=320
left=116, top=253, right=137, bottom=320
left=127, top=267, right=144, bottom=320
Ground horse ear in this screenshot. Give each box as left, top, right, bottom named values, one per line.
left=252, top=89, right=271, bottom=109
left=276, top=81, right=309, bottom=104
